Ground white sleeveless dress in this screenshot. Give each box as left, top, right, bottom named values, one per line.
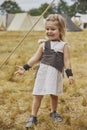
left=33, top=41, right=67, bottom=96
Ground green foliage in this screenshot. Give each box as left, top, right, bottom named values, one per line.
left=28, top=3, right=55, bottom=18
left=56, top=0, right=75, bottom=17
left=71, top=0, right=87, bottom=14
left=56, top=0, right=87, bottom=17
left=57, top=0, right=69, bottom=14
left=77, top=0, right=87, bottom=14
left=28, top=8, right=41, bottom=16
left=0, top=0, right=87, bottom=17
left=0, top=0, right=23, bottom=13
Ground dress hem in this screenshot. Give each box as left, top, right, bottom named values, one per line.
left=32, top=92, right=63, bottom=96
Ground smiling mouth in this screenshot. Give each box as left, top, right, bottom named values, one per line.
left=48, top=35, right=54, bottom=37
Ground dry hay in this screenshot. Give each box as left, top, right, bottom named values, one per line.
left=0, top=30, right=87, bottom=130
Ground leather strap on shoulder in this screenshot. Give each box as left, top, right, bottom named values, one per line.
left=45, top=41, right=51, bottom=49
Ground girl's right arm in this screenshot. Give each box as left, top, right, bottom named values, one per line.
left=64, top=44, right=74, bottom=84
left=15, top=43, right=43, bottom=75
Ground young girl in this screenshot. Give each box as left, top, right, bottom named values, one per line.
left=15, top=14, right=74, bottom=129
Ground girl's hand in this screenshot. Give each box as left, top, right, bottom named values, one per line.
left=15, top=65, right=25, bottom=75
left=68, top=76, right=75, bottom=84
left=38, top=39, right=46, bottom=44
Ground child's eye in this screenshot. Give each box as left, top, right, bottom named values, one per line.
left=46, top=28, right=55, bottom=31
left=51, top=28, right=55, bottom=31
left=46, top=28, right=49, bottom=30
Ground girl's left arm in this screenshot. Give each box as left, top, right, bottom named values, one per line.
left=64, top=44, right=75, bottom=84
left=64, top=44, right=71, bottom=69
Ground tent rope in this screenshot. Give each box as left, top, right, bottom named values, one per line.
left=0, top=0, right=55, bottom=69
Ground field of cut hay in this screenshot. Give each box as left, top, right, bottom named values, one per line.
left=0, top=30, right=87, bottom=130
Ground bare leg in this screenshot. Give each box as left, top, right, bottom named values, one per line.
left=50, top=95, right=62, bottom=122
left=26, top=95, right=43, bottom=128
left=50, top=94, right=58, bottom=112
left=31, top=95, right=43, bottom=116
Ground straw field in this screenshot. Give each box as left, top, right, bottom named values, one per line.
left=0, top=30, right=87, bottom=130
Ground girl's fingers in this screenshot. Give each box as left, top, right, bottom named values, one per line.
left=15, top=71, right=24, bottom=75
left=69, top=77, right=75, bottom=84
left=69, top=79, right=75, bottom=84
left=16, top=65, right=23, bottom=69
left=14, top=71, right=19, bottom=75
left=14, top=65, right=25, bottom=76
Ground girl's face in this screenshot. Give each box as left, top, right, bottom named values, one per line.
left=45, top=21, right=60, bottom=41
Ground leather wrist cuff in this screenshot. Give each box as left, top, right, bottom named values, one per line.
left=65, top=69, right=73, bottom=77
left=23, top=64, right=31, bottom=71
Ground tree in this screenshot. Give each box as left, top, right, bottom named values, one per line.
left=0, top=0, right=23, bottom=13
left=56, top=0, right=69, bottom=14
left=39, top=3, right=55, bottom=17
left=55, top=0, right=87, bottom=17
left=28, top=3, right=55, bottom=18
left=56, top=0, right=74, bottom=17
left=71, top=0, right=87, bottom=14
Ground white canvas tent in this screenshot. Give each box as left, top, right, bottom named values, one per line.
left=30, top=15, right=45, bottom=31
left=7, top=13, right=45, bottom=31
left=6, top=13, right=15, bottom=28
left=0, top=13, right=15, bottom=30
left=7, top=13, right=81, bottom=31
left=72, top=13, right=87, bottom=29
left=7, top=13, right=35, bottom=31
left=0, top=14, right=6, bottom=30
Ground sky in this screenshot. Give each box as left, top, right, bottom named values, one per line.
left=0, top=0, right=74, bottom=11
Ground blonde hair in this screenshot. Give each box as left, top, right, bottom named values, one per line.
left=46, top=14, right=66, bottom=41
